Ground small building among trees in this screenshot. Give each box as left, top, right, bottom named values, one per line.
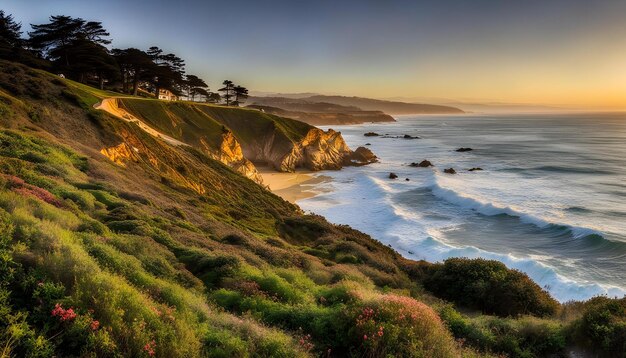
left=158, top=89, right=178, bottom=101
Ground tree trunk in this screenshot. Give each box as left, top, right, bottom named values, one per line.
left=99, top=75, right=104, bottom=90
left=132, top=74, right=139, bottom=96
left=122, top=72, right=128, bottom=93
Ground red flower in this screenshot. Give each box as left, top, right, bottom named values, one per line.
left=143, top=340, right=156, bottom=356
left=363, top=334, right=368, bottom=341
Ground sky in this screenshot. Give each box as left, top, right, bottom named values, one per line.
left=3, top=0, right=626, bottom=108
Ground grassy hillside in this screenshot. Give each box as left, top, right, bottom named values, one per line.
left=118, top=98, right=226, bottom=150
left=0, top=60, right=624, bottom=358
left=119, top=98, right=312, bottom=152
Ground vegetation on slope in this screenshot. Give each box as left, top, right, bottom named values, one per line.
left=0, top=60, right=625, bottom=358
left=118, top=98, right=312, bottom=152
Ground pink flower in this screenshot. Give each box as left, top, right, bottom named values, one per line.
left=363, top=334, right=368, bottom=341
left=90, top=320, right=100, bottom=331
left=51, top=303, right=77, bottom=322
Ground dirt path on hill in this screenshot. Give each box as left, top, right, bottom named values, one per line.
left=94, top=98, right=188, bottom=147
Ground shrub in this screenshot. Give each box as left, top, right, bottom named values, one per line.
left=439, top=305, right=565, bottom=357
left=347, top=293, right=458, bottom=358
left=424, top=258, right=558, bottom=317
left=571, top=296, right=626, bottom=355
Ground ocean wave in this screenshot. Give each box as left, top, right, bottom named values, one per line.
left=424, top=174, right=609, bottom=242
left=300, top=170, right=626, bottom=302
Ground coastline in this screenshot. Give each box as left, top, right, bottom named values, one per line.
left=258, top=168, right=330, bottom=203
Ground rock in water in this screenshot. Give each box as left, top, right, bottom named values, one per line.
left=346, top=146, right=378, bottom=166
left=456, top=147, right=473, bottom=152
left=405, top=178, right=410, bottom=181
left=403, top=134, right=420, bottom=139
left=409, top=160, right=433, bottom=167
left=468, top=167, right=483, bottom=171
left=389, top=172, right=398, bottom=179
left=444, top=168, right=457, bottom=174
left=364, top=132, right=380, bottom=137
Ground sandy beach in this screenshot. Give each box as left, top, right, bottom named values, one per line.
left=258, top=168, right=329, bottom=203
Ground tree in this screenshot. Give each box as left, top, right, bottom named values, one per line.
left=146, top=46, right=185, bottom=99
left=206, top=92, right=221, bottom=104
left=185, top=74, right=208, bottom=101
left=28, top=16, right=117, bottom=84
left=0, top=10, right=23, bottom=59
left=191, top=87, right=209, bottom=101
left=29, top=15, right=87, bottom=66
left=81, top=21, right=111, bottom=44
left=112, top=48, right=153, bottom=94
left=233, top=85, right=249, bottom=107
left=66, top=38, right=118, bottom=88
left=218, top=80, right=234, bottom=106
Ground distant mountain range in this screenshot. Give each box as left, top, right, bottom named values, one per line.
left=250, top=92, right=569, bottom=114
left=247, top=95, right=463, bottom=125
left=303, top=95, right=464, bottom=115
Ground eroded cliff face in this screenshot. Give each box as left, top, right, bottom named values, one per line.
left=200, top=132, right=263, bottom=184
left=240, top=127, right=373, bottom=172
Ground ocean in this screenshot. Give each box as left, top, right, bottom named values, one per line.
left=298, top=112, right=626, bottom=302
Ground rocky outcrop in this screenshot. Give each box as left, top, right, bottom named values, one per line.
left=239, top=127, right=376, bottom=173
left=201, top=132, right=263, bottom=184
left=444, top=168, right=457, bottom=174
left=272, top=128, right=352, bottom=172
left=100, top=142, right=139, bottom=166
left=456, top=147, right=473, bottom=152
left=346, top=146, right=378, bottom=165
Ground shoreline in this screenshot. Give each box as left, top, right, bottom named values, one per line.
left=258, top=168, right=330, bottom=203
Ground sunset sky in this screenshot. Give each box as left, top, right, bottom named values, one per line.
left=4, top=0, right=626, bottom=108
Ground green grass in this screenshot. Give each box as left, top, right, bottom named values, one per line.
left=119, top=98, right=225, bottom=149
left=119, top=98, right=314, bottom=158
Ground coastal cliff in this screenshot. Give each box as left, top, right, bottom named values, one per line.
left=118, top=99, right=375, bottom=174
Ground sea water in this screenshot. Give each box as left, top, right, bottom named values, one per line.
left=298, top=112, right=626, bottom=302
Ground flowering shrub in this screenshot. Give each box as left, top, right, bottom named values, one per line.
left=348, top=294, right=458, bottom=358
left=90, top=320, right=100, bottom=331
left=297, top=332, right=314, bottom=352
left=3, top=174, right=62, bottom=207
left=51, top=303, right=77, bottom=322
left=143, top=340, right=156, bottom=356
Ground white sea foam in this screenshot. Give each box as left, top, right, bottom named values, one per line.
left=425, top=173, right=608, bottom=241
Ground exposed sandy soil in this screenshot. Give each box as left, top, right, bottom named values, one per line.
left=94, top=98, right=188, bottom=147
